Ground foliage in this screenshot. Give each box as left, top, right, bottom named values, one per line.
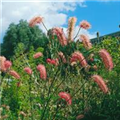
left=1, top=20, right=48, bottom=59
left=0, top=17, right=120, bottom=120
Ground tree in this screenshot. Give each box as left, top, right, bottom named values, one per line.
left=1, top=20, right=48, bottom=59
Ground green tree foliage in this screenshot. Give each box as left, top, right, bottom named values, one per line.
left=1, top=20, right=48, bottom=59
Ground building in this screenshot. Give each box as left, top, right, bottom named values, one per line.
left=91, top=31, right=120, bottom=44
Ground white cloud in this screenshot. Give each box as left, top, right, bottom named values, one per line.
left=1, top=0, right=97, bottom=42
left=1, top=2, right=78, bottom=33
left=74, top=26, right=96, bottom=40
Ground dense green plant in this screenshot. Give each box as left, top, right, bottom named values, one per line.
left=86, top=37, right=120, bottom=120
left=0, top=16, right=120, bottom=120
left=1, top=20, right=48, bottom=59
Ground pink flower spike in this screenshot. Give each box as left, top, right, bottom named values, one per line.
left=4, top=60, right=12, bottom=69
left=9, top=70, right=20, bottom=79
left=51, top=27, right=67, bottom=46
left=58, top=52, right=67, bottom=63
left=46, top=58, right=58, bottom=66
left=92, top=75, right=108, bottom=94
left=70, top=51, right=88, bottom=67
left=0, top=56, right=6, bottom=71
left=67, top=17, right=77, bottom=42
left=24, top=67, right=32, bottom=75
left=99, top=49, right=114, bottom=71
left=80, top=20, right=91, bottom=29
left=29, top=16, right=43, bottom=27
left=51, top=59, right=58, bottom=66
left=80, top=34, right=92, bottom=50
left=37, top=64, right=47, bottom=80
left=33, top=52, right=43, bottom=59
left=58, top=92, right=72, bottom=105
left=46, top=58, right=52, bottom=64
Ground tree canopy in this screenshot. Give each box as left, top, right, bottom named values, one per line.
left=1, top=20, right=48, bottom=59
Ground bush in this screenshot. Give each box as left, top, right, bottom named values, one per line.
left=0, top=16, right=120, bottom=120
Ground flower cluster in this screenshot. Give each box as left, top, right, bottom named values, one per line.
left=70, top=51, right=88, bottom=67
left=1, top=16, right=115, bottom=119
left=37, top=64, right=47, bottom=80
left=80, top=34, right=92, bottom=50
left=99, top=49, right=113, bottom=71
left=92, top=75, right=108, bottom=94
left=29, top=16, right=43, bottom=27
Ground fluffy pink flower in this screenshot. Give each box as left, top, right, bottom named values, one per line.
left=37, top=64, right=47, bottom=80
left=4, top=60, right=12, bottom=69
left=33, top=52, right=43, bottom=59
left=0, top=56, right=6, bottom=71
left=70, top=51, right=88, bottom=67
left=46, top=58, right=51, bottom=63
left=80, top=20, right=91, bottom=29
left=52, top=27, right=67, bottom=46
left=58, top=92, right=72, bottom=105
left=9, top=70, right=20, bottom=79
left=29, top=16, right=43, bottom=27
left=46, top=58, right=58, bottom=66
left=58, top=52, right=67, bottom=63
left=92, top=75, right=108, bottom=94
left=24, top=67, right=32, bottom=75
left=80, top=34, right=92, bottom=49
left=99, top=49, right=113, bottom=71
left=67, top=17, right=77, bottom=42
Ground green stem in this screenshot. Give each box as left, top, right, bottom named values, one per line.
left=0, top=75, right=6, bottom=107
left=52, top=103, right=60, bottom=120
left=40, top=70, right=59, bottom=120
left=42, top=22, right=48, bottom=32
left=29, top=76, right=33, bottom=120
left=74, top=27, right=81, bottom=40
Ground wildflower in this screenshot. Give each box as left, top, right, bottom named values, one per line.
left=46, top=58, right=52, bottom=63
left=92, top=75, right=108, bottom=94
left=67, top=17, right=77, bottom=42
left=80, top=34, right=92, bottom=49
left=58, top=52, right=67, bottom=63
left=52, top=27, right=67, bottom=46
left=76, top=114, right=84, bottom=120
left=80, top=20, right=91, bottom=29
left=24, top=67, right=32, bottom=75
left=37, top=64, right=47, bottom=80
left=58, top=92, right=72, bottom=105
left=29, top=16, right=43, bottom=27
left=99, top=49, right=113, bottom=71
left=4, top=60, right=12, bottom=69
left=9, top=70, right=20, bottom=79
left=46, top=58, right=58, bottom=66
left=70, top=51, right=88, bottom=67
left=0, top=56, right=6, bottom=71
left=33, top=52, right=43, bottom=59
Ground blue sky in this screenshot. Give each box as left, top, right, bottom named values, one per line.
left=67, top=1, right=120, bottom=36
left=0, top=1, right=120, bottom=42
